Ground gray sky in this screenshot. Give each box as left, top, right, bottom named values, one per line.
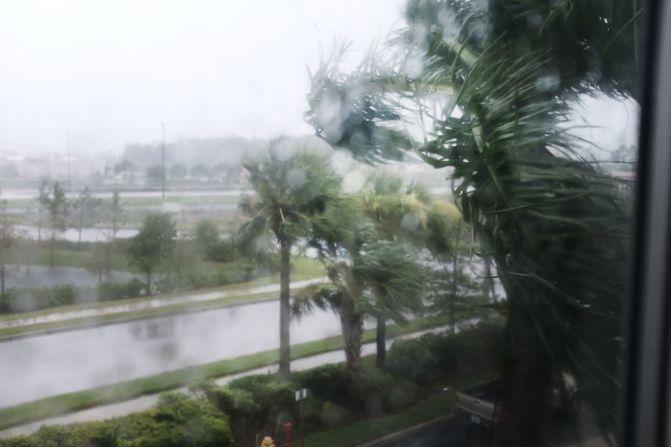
left=0, top=0, right=404, bottom=154
left=0, top=0, right=638, bottom=159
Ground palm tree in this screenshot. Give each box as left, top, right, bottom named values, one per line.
left=398, top=2, right=636, bottom=443
left=45, top=182, right=68, bottom=270
left=359, top=172, right=451, bottom=367
left=305, top=47, right=414, bottom=163
left=295, top=205, right=425, bottom=371
left=296, top=172, right=453, bottom=369
left=236, top=138, right=342, bottom=380
left=306, top=0, right=640, bottom=443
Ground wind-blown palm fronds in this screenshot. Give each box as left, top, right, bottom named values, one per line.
left=306, top=48, right=416, bottom=163
left=305, top=0, right=641, bottom=443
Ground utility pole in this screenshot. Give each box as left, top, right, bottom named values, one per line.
left=161, top=122, right=166, bottom=201
left=67, top=130, right=72, bottom=188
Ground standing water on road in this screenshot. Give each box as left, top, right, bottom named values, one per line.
left=0, top=299, right=343, bottom=408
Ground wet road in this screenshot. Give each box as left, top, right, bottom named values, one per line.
left=0, top=296, right=346, bottom=408
left=371, top=416, right=489, bottom=447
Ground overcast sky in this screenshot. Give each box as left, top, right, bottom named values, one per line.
left=0, top=0, right=404, bottom=154
left=0, top=0, right=638, bottom=158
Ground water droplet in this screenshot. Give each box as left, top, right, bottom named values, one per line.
left=535, top=69, right=560, bottom=92
left=287, top=168, right=306, bottom=190
left=401, top=213, right=420, bottom=232
left=527, top=13, right=544, bottom=30
left=342, top=171, right=365, bottom=193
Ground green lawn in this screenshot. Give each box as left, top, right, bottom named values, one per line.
left=0, top=316, right=452, bottom=431
left=0, top=256, right=324, bottom=330
left=2, top=194, right=241, bottom=209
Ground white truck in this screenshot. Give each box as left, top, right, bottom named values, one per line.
left=456, top=375, right=578, bottom=429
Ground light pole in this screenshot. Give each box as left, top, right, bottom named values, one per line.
left=161, top=122, right=166, bottom=202
left=295, top=388, right=308, bottom=447
left=67, top=130, right=72, bottom=188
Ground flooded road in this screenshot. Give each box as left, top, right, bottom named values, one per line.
left=0, top=297, right=347, bottom=408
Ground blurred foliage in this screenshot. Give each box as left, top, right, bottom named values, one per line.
left=306, top=0, right=641, bottom=441
left=127, top=214, right=177, bottom=294
left=0, top=393, right=232, bottom=447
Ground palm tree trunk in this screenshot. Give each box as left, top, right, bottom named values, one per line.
left=77, top=207, right=84, bottom=251
left=49, top=231, right=55, bottom=270
left=340, top=294, right=363, bottom=370
left=450, top=254, right=457, bottom=335
left=483, top=257, right=493, bottom=302
left=494, top=293, right=554, bottom=447
left=450, top=221, right=462, bottom=335
left=375, top=317, right=386, bottom=368
left=278, top=239, right=292, bottom=380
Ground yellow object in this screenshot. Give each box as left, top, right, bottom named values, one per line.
left=260, top=436, right=276, bottom=447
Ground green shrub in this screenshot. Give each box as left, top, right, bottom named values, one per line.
left=0, top=393, right=232, bottom=447
left=116, top=393, right=231, bottom=447
left=386, top=336, right=440, bottom=385
left=125, top=278, right=145, bottom=297
left=295, top=364, right=409, bottom=418
left=52, top=284, right=77, bottom=306
left=97, top=279, right=147, bottom=301
left=97, top=282, right=128, bottom=301
left=199, top=376, right=297, bottom=446
left=387, top=321, right=505, bottom=384
left=294, top=364, right=352, bottom=406
left=0, top=285, right=82, bottom=314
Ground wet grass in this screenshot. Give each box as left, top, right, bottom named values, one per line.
left=0, top=316, right=452, bottom=431
left=2, top=194, right=241, bottom=209
left=0, top=256, right=324, bottom=328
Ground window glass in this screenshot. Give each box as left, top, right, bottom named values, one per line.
left=0, top=1, right=643, bottom=446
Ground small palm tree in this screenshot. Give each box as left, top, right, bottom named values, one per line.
left=296, top=172, right=453, bottom=369
left=236, top=138, right=342, bottom=379
left=360, top=172, right=452, bottom=367
left=296, top=208, right=425, bottom=371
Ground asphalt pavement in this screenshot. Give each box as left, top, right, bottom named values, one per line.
left=370, top=415, right=490, bottom=447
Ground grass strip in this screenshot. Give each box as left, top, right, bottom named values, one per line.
left=303, top=371, right=498, bottom=447
left=0, top=316, right=452, bottom=431
left=0, top=257, right=324, bottom=325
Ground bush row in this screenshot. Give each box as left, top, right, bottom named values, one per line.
left=0, top=285, right=82, bottom=313
left=0, top=393, right=232, bottom=447
left=96, top=279, right=146, bottom=301
left=0, top=263, right=271, bottom=314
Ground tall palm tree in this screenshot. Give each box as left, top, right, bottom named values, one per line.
left=307, top=0, right=642, bottom=442
left=397, top=2, right=637, bottom=443
left=236, top=138, right=343, bottom=379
